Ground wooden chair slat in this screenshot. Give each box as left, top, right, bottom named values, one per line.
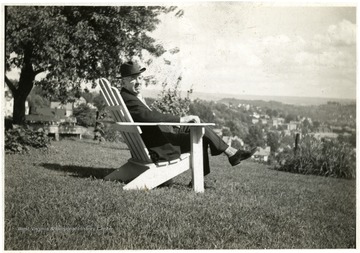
left=110, top=86, right=151, bottom=161
left=111, top=87, right=134, bottom=122
left=99, top=78, right=151, bottom=163
left=97, top=77, right=197, bottom=191
left=99, top=80, right=115, bottom=106
left=108, top=108, right=147, bottom=161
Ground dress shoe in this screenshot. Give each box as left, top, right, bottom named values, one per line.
left=228, top=147, right=257, bottom=166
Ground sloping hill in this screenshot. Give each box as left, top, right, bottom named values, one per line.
left=4, top=139, right=356, bottom=250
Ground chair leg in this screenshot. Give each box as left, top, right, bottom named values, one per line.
left=123, top=157, right=190, bottom=190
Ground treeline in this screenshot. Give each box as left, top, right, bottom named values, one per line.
left=219, top=98, right=356, bottom=128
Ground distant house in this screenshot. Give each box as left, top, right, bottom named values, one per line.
left=222, top=136, right=244, bottom=147
left=252, top=112, right=260, bottom=119
left=212, top=128, right=223, bottom=136
left=239, top=104, right=251, bottom=111
left=253, top=146, right=271, bottom=162
left=271, top=117, right=285, bottom=128
left=50, top=102, right=73, bottom=117
left=222, top=136, right=232, bottom=146
left=279, top=123, right=290, bottom=131
left=26, top=107, right=68, bottom=124
left=252, top=118, right=259, bottom=124
left=260, top=118, right=268, bottom=125
left=27, top=100, right=79, bottom=125
left=270, top=119, right=278, bottom=128
left=289, top=121, right=300, bottom=131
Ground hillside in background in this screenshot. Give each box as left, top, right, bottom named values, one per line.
left=142, top=89, right=355, bottom=106
left=218, top=98, right=356, bottom=128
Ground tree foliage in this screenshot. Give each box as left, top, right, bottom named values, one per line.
left=266, top=131, right=280, bottom=153
left=5, top=6, right=179, bottom=124
left=27, top=86, right=50, bottom=112
left=92, top=93, right=107, bottom=112
left=151, top=76, right=192, bottom=116
left=73, top=104, right=96, bottom=127
left=189, top=99, right=215, bottom=123
left=245, top=124, right=265, bottom=148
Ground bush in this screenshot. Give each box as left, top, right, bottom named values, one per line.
left=274, top=136, right=356, bottom=179
left=102, top=124, right=124, bottom=143
left=231, top=139, right=243, bottom=149
left=151, top=76, right=192, bottom=116
left=73, top=104, right=96, bottom=127
left=5, top=125, right=50, bottom=154
left=5, top=117, right=13, bottom=130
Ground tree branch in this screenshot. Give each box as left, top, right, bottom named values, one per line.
left=5, top=75, right=17, bottom=93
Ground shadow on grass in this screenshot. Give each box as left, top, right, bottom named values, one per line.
left=40, top=163, right=117, bottom=179
left=39, top=163, right=202, bottom=189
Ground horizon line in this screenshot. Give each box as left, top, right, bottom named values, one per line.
left=142, top=88, right=356, bottom=101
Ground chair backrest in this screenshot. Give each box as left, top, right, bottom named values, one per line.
left=97, top=78, right=152, bottom=163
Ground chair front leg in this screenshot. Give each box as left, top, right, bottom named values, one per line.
left=190, top=126, right=205, bottom=193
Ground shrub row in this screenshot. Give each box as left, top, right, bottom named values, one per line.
left=274, top=136, right=356, bottom=179
left=5, top=125, right=50, bottom=154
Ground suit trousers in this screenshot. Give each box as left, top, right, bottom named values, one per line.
left=163, top=125, right=229, bottom=176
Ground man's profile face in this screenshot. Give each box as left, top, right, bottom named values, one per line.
left=122, top=73, right=144, bottom=95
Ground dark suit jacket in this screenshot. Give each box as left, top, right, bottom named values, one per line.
left=120, top=88, right=182, bottom=162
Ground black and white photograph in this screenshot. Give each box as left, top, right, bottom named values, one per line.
left=3, top=1, right=357, bottom=250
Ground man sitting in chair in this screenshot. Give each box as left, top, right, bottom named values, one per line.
left=117, top=61, right=257, bottom=182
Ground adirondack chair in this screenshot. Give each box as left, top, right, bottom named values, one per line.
left=96, top=78, right=214, bottom=192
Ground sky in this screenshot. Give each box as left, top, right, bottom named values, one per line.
left=4, top=1, right=357, bottom=100
left=141, top=2, right=356, bottom=99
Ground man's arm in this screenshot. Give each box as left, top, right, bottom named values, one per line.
left=121, top=91, right=179, bottom=122
left=122, top=91, right=200, bottom=123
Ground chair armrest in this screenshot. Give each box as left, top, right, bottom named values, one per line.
left=112, top=122, right=215, bottom=135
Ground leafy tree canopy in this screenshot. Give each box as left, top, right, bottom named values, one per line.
left=5, top=5, right=180, bottom=124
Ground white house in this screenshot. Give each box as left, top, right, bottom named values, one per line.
left=50, top=102, right=73, bottom=117
left=253, top=146, right=271, bottom=162
left=252, top=118, right=259, bottom=124
left=222, top=136, right=244, bottom=147
left=252, top=112, right=260, bottom=119
left=289, top=121, right=300, bottom=131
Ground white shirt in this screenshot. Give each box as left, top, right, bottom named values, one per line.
left=137, top=94, right=152, bottom=111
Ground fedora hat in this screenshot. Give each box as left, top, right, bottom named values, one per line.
left=118, top=61, right=146, bottom=78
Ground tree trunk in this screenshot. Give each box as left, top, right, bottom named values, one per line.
left=11, top=73, right=35, bottom=125
left=12, top=93, right=27, bottom=125
left=11, top=43, right=36, bottom=125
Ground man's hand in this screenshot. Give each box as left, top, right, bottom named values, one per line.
left=180, top=115, right=200, bottom=123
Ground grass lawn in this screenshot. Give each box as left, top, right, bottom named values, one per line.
left=4, top=139, right=356, bottom=250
